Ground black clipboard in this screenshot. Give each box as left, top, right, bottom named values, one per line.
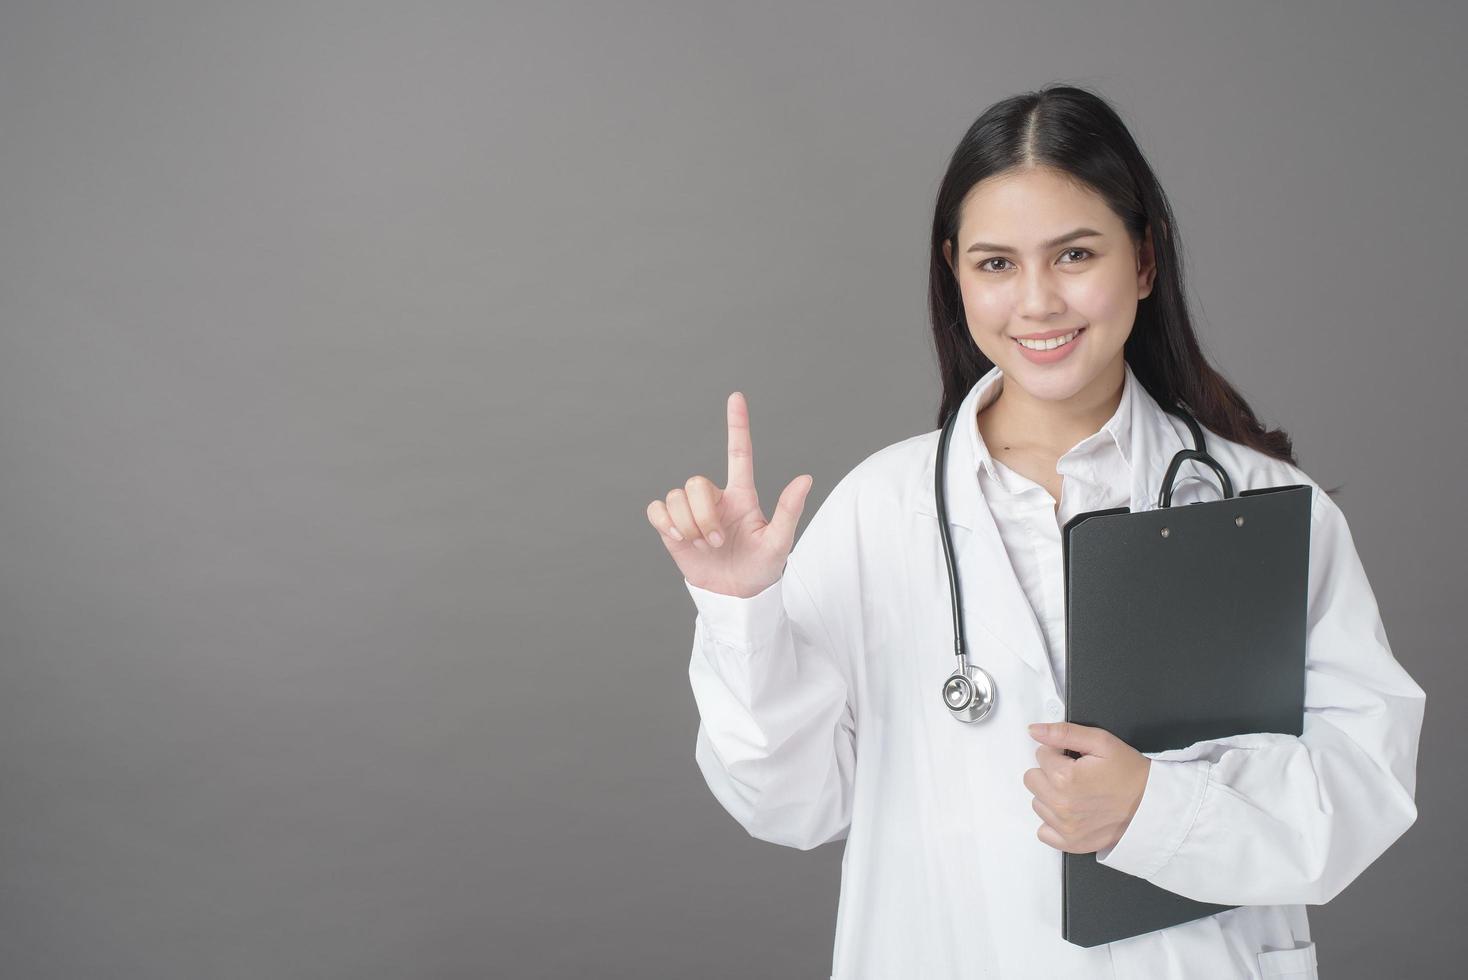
left=1058, top=408, right=1313, bottom=948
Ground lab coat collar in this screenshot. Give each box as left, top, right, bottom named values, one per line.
left=914, top=358, right=1192, bottom=680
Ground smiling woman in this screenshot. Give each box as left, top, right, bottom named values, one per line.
left=656, top=82, right=1421, bottom=980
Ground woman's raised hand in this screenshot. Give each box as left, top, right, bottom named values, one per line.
left=647, top=392, right=813, bottom=599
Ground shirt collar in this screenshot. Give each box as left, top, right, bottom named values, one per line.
left=919, top=360, right=1197, bottom=531
left=967, top=359, right=1138, bottom=484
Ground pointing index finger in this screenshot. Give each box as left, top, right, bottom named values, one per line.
left=727, top=391, right=755, bottom=491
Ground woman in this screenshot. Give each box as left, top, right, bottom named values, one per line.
left=644, top=85, right=1424, bottom=979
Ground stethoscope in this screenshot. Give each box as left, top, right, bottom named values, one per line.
left=935, top=396, right=1229, bottom=723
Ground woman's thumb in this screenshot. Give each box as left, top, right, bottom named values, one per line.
left=769, top=474, right=813, bottom=550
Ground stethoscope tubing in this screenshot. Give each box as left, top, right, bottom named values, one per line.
left=935, top=389, right=1225, bottom=723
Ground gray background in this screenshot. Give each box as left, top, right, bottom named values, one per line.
left=0, top=1, right=1460, bottom=977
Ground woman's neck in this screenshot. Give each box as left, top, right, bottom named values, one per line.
left=978, top=361, right=1126, bottom=459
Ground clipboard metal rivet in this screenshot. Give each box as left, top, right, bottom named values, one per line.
left=1235, top=516, right=1245, bottom=526
left=1159, top=527, right=1170, bottom=538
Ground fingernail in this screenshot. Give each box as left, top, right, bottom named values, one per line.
left=1029, top=723, right=1049, bottom=737
left=709, top=531, right=723, bottom=547
left=667, top=527, right=683, bottom=541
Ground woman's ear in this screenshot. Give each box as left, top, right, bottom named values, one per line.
left=941, top=238, right=953, bottom=271
left=1137, top=226, right=1158, bottom=299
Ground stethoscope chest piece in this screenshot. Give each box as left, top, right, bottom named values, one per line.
left=942, top=662, right=997, bottom=723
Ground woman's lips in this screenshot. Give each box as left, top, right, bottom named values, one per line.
left=1013, top=326, right=1086, bottom=364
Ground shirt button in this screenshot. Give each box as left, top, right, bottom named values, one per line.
left=1045, top=699, right=1063, bottom=719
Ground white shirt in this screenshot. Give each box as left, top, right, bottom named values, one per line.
left=972, top=364, right=1136, bottom=694
left=683, top=361, right=1424, bottom=980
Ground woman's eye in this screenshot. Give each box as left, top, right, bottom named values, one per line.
left=977, top=248, right=1092, bottom=273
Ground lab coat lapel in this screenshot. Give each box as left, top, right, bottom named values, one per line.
left=917, top=373, right=1050, bottom=678
left=1129, top=377, right=1204, bottom=515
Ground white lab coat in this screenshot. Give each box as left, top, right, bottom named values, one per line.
left=684, top=364, right=1425, bottom=980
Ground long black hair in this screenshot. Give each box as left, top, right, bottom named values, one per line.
left=928, top=84, right=1341, bottom=497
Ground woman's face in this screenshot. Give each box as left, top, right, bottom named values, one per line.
left=942, top=167, right=1156, bottom=404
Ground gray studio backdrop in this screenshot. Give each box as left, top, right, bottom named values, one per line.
left=0, top=2, right=1460, bottom=978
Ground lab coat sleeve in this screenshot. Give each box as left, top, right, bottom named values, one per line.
left=684, top=494, right=859, bottom=851
left=1093, top=487, right=1426, bottom=906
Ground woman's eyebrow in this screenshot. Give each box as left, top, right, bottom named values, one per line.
left=965, top=228, right=1103, bottom=253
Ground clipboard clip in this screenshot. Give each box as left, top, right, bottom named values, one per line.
left=1158, top=404, right=1235, bottom=508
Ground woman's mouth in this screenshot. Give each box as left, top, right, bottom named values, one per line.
left=1013, top=327, right=1086, bottom=363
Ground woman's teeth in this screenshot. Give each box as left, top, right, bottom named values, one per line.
left=1015, top=329, right=1081, bottom=351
